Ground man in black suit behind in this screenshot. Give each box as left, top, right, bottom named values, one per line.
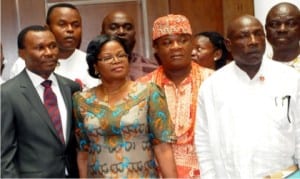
left=1, top=25, right=80, bottom=178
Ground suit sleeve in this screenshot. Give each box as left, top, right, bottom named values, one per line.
left=1, top=87, right=18, bottom=177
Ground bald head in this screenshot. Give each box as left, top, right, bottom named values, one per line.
left=101, top=10, right=136, bottom=52
left=225, top=15, right=266, bottom=78
left=266, top=2, right=300, bottom=23
left=227, top=15, right=264, bottom=39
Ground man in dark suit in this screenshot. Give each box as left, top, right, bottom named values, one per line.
left=1, top=25, right=80, bottom=178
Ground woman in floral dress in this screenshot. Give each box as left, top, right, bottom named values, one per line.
left=72, top=34, right=177, bottom=178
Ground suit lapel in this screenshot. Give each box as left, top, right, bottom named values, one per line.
left=56, top=75, right=72, bottom=145
left=19, top=71, right=60, bottom=141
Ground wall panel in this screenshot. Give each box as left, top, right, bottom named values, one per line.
left=168, top=0, right=224, bottom=35
left=222, top=0, right=254, bottom=35
left=1, top=0, right=19, bottom=79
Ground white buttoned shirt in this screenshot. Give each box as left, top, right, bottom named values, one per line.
left=195, top=58, right=300, bottom=179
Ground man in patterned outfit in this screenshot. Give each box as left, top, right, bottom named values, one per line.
left=138, top=14, right=213, bottom=178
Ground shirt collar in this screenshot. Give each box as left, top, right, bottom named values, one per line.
left=233, top=57, right=267, bottom=83
left=25, top=69, right=58, bottom=88
left=161, top=64, right=193, bottom=86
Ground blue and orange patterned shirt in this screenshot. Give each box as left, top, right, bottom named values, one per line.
left=72, top=82, right=175, bottom=178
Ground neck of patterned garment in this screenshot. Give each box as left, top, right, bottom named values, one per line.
left=41, top=80, right=65, bottom=144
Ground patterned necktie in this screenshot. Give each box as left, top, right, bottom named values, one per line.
left=41, top=80, right=65, bottom=144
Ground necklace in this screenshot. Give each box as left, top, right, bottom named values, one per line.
left=101, top=81, right=130, bottom=103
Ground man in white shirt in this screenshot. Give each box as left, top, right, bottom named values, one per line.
left=195, top=15, right=300, bottom=178
left=10, top=3, right=99, bottom=89
left=265, top=2, right=300, bottom=72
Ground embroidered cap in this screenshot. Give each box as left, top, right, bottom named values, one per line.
left=152, top=14, right=192, bottom=41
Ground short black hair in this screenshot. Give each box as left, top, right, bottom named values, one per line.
left=46, top=3, right=79, bottom=25
left=17, top=25, right=49, bottom=49
left=86, top=34, right=130, bottom=79
left=194, top=31, right=229, bottom=69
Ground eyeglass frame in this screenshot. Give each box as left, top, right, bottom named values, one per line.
left=97, top=52, right=129, bottom=64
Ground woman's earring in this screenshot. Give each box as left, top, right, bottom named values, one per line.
left=95, top=69, right=101, bottom=78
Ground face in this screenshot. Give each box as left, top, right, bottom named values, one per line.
left=102, top=12, right=136, bottom=52
left=227, top=17, right=266, bottom=68
left=47, top=7, right=82, bottom=52
left=266, top=5, right=300, bottom=50
left=154, top=34, right=193, bottom=71
left=192, top=35, right=216, bottom=69
left=20, top=31, right=59, bottom=79
left=94, top=40, right=129, bottom=82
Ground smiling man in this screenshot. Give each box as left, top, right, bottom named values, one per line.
left=138, top=14, right=213, bottom=178
left=265, top=2, right=300, bottom=72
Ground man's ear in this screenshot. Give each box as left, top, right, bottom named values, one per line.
left=18, top=49, right=25, bottom=59
left=224, top=38, right=232, bottom=52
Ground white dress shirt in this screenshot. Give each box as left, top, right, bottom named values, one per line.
left=0, top=76, right=4, bottom=84
left=26, top=69, right=67, bottom=141
left=195, top=57, right=300, bottom=179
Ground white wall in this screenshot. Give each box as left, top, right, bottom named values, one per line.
left=254, top=0, right=300, bottom=57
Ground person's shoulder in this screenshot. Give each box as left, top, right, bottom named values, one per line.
left=1, top=78, right=17, bottom=91
left=74, top=49, right=86, bottom=55
left=136, top=67, right=160, bottom=82
left=13, top=57, right=25, bottom=64
left=55, top=74, right=81, bottom=89
left=136, top=80, right=160, bottom=88
left=193, top=62, right=214, bottom=76
left=73, top=86, right=95, bottom=99
left=199, top=62, right=234, bottom=89
left=206, top=62, right=233, bottom=79
left=10, top=57, right=26, bottom=78
left=72, top=49, right=87, bottom=59
left=267, top=58, right=299, bottom=77
left=1, top=71, right=26, bottom=92
left=135, top=81, right=165, bottom=97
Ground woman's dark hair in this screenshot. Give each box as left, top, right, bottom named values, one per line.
left=86, top=34, right=130, bottom=78
left=194, top=31, right=229, bottom=69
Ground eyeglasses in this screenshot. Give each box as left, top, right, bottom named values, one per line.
left=97, top=53, right=128, bottom=63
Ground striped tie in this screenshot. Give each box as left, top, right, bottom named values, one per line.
left=41, top=80, right=65, bottom=144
